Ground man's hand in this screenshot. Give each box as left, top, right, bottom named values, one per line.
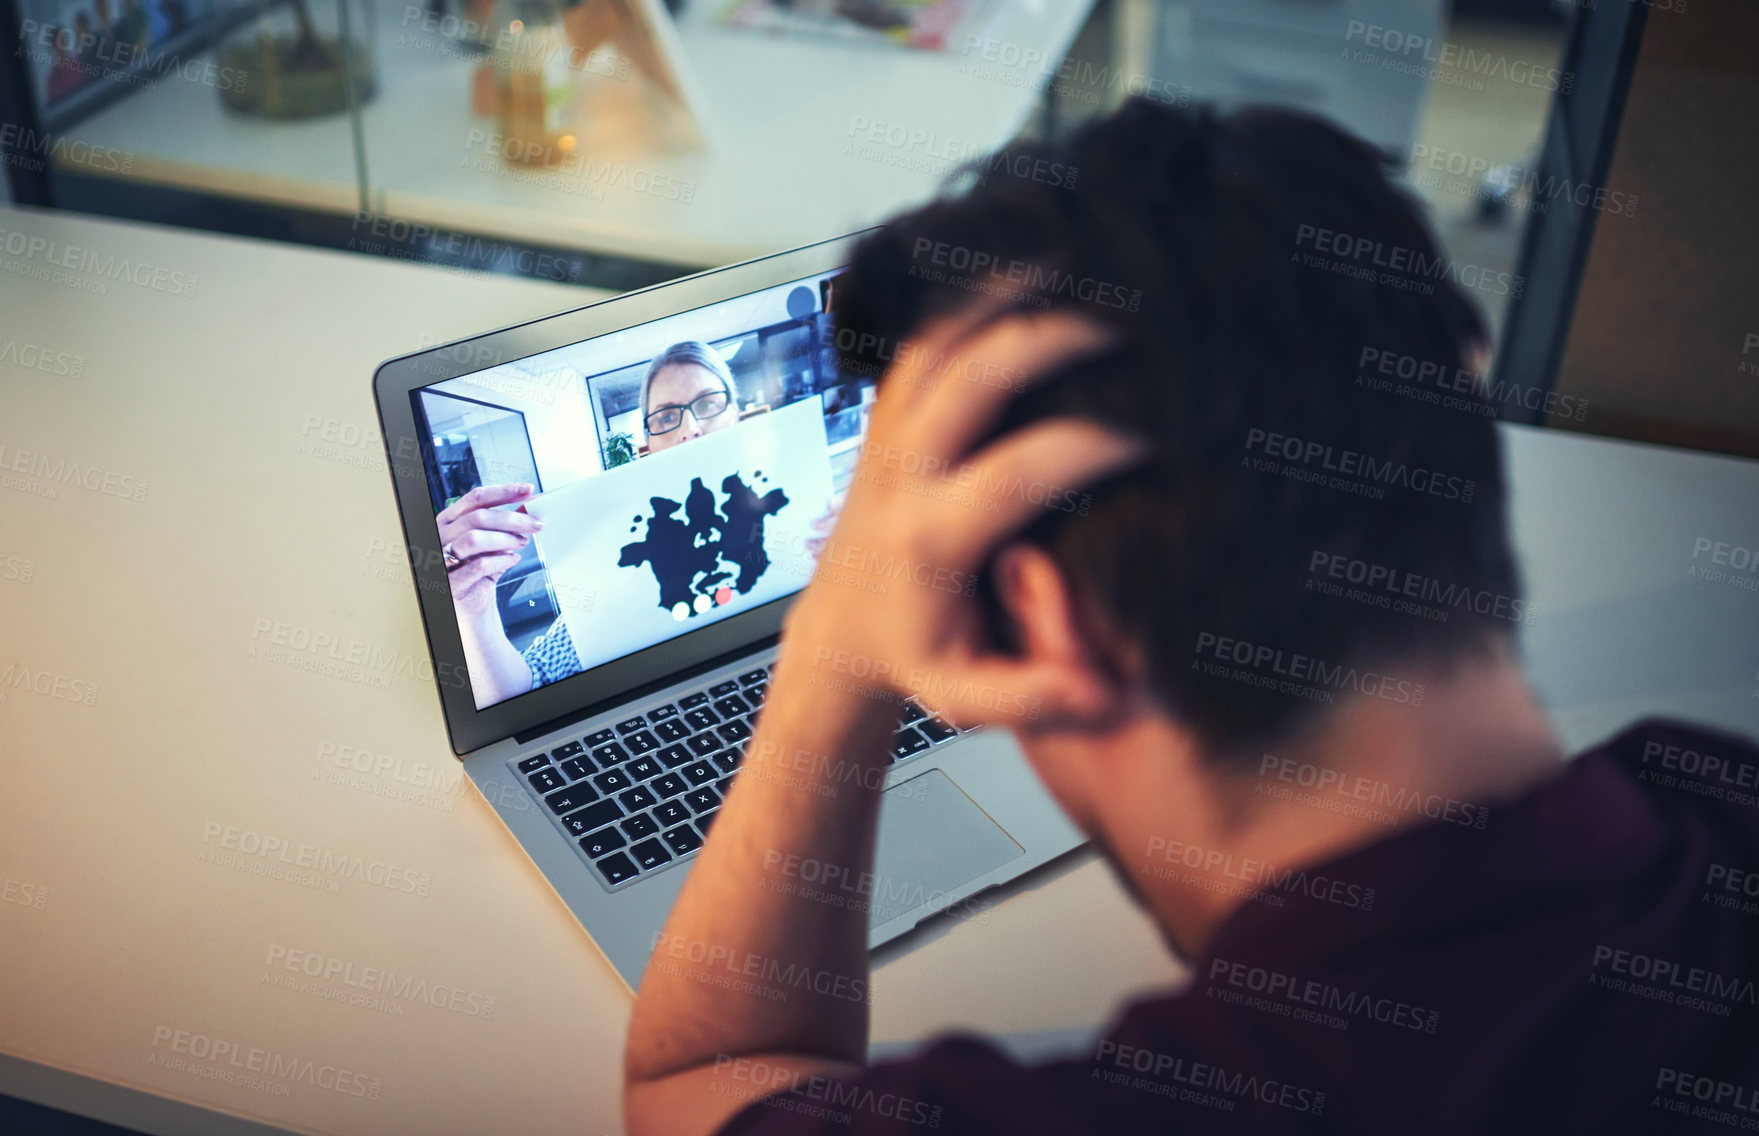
left=436, top=483, right=540, bottom=617
left=781, top=309, right=1145, bottom=728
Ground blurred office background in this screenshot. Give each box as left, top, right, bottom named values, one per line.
left=2, top=0, right=1754, bottom=457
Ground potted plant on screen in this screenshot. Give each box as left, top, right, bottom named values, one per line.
left=601, top=432, right=638, bottom=469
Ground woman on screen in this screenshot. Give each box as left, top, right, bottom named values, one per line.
left=640, top=341, right=738, bottom=454
left=440, top=341, right=738, bottom=706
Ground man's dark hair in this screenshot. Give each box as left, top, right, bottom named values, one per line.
left=832, top=99, right=1521, bottom=761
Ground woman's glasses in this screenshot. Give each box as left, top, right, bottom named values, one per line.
left=645, top=389, right=731, bottom=436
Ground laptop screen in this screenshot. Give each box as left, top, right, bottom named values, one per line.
left=409, top=269, right=868, bottom=710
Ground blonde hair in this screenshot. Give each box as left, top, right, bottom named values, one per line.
left=641, top=340, right=734, bottom=417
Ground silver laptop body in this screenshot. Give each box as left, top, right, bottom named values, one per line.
left=372, top=233, right=1082, bottom=990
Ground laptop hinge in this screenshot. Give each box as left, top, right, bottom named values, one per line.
left=511, top=633, right=781, bottom=746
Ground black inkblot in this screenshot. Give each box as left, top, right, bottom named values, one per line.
left=619, top=474, right=790, bottom=613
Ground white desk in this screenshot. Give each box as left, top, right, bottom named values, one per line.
left=0, top=206, right=1183, bottom=1136
left=52, top=0, right=1096, bottom=268
left=2, top=207, right=1757, bottom=1136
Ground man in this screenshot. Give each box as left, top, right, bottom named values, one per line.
left=622, top=100, right=1759, bottom=1134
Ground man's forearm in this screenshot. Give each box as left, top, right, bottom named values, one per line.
left=624, top=636, right=898, bottom=1082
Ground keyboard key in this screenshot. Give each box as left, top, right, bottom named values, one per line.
left=713, top=694, right=749, bottom=718
left=625, top=730, right=660, bottom=755
left=559, top=756, right=596, bottom=781
left=527, top=768, right=566, bottom=794
left=738, top=669, right=768, bottom=685
left=654, top=719, right=690, bottom=743
left=591, top=742, right=630, bottom=766
left=653, top=799, right=690, bottom=826
left=621, top=813, right=660, bottom=839
left=716, top=776, right=733, bottom=798
left=615, top=716, right=648, bottom=734
left=695, top=810, right=719, bottom=836
left=716, top=719, right=752, bottom=745
left=679, top=691, right=710, bottom=709
left=648, top=703, right=679, bottom=721
left=562, top=799, right=622, bottom=834
left=625, top=755, right=663, bottom=781
left=901, top=702, right=927, bottom=723
left=651, top=772, right=688, bottom=799
left=517, top=754, right=552, bottom=774
left=592, top=768, right=634, bottom=794
left=745, top=683, right=766, bottom=707
left=579, top=826, right=627, bottom=858
left=683, top=707, right=720, bottom=732
left=630, top=838, right=672, bottom=871
left=552, top=740, right=585, bottom=760
left=709, top=680, right=740, bottom=698
left=711, top=749, right=740, bottom=774
left=684, top=786, right=722, bottom=814
left=594, top=852, right=638, bottom=886
left=561, top=804, right=609, bottom=836
left=618, top=785, right=658, bottom=812
left=920, top=717, right=959, bottom=743
left=683, top=761, right=717, bottom=786
left=686, top=733, right=721, bottom=757
left=545, top=782, right=598, bottom=815
left=892, top=728, right=932, bottom=760
left=662, top=824, right=704, bottom=856
left=659, top=744, right=694, bottom=769
left=585, top=728, right=616, bottom=747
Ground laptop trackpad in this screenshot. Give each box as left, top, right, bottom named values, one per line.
left=869, top=769, right=1023, bottom=928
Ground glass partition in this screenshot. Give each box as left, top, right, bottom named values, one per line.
left=6, top=0, right=1571, bottom=320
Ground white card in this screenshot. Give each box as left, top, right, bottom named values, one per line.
left=524, top=398, right=833, bottom=674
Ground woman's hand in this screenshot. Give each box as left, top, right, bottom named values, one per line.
left=804, top=493, right=844, bottom=558
left=437, top=483, right=542, bottom=620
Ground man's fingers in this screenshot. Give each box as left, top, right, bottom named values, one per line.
left=872, top=299, right=1010, bottom=416
left=906, top=311, right=1120, bottom=461
left=937, top=418, right=1147, bottom=560
left=436, top=482, right=533, bottom=526
left=906, top=654, right=1083, bottom=732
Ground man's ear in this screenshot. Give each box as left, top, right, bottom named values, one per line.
left=990, top=542, right=1132, bottom=728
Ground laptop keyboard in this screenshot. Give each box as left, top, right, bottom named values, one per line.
left=509, top=662, right=971, bottom=891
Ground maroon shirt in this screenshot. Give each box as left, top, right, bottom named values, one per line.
left=716, top=720, right=1759, bottom=1135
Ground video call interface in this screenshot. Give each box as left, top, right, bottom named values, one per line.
left=413, top=269, right=870, bottom=710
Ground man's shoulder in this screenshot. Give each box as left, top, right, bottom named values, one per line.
left=1580, top=717, right=1759, bottom=825
left=716, top=718, right=1759, bottom=1136
left=1590, top=718, right=1759, bottom=779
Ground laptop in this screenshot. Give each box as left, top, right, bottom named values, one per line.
left=372, top=232, right=1082, bottom=990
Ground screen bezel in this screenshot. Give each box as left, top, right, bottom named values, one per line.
left=372, top=231, right=869, bottom=756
